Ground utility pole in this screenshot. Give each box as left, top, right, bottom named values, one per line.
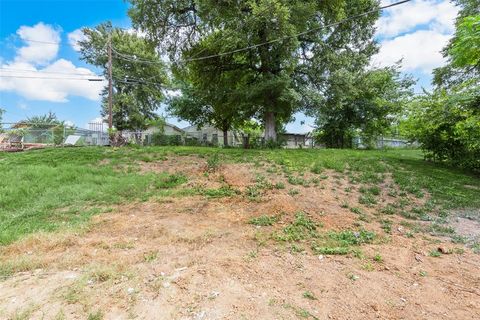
left=107, top=34, right=113, bottom=132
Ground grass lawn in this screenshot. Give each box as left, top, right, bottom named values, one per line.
left=0, top=146, right=479, bottom=245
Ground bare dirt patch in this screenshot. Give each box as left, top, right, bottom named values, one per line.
left=1, top=162, right=479, bottom=320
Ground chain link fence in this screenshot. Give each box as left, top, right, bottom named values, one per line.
left=0, top=122, right=109, bottom=151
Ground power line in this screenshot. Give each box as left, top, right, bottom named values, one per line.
left=111, top=0, right=413, bottom=65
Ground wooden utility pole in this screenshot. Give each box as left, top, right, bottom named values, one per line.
left=107, top=34, right=113, bottom=131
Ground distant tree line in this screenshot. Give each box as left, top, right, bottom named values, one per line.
left=75, top=0, right=478, bottom=172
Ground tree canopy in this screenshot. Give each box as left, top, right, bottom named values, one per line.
left=78, top=22, right=168, bottom=131
left=129, top=0, right=380, bottom=141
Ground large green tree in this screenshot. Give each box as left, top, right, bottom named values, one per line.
left=79, top=22, right=168, bottom=131
left=129, top=0, right=380, bottom=142
left=403, top=1, right=479, bottom=171
left=433, top=0, right=479, bottom=88
left=312, top=66, right=414, bottom=148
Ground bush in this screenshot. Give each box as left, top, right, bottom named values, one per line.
left=402, top=84, right=480, bottom=172
left=150, top=133, right=182, bottom=146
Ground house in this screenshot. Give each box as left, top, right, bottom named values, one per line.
left=145, top=123, right=185, bottom=136
left=183, top=125, right=243, bottom=146
left=282, top=132, right=314, bottom=149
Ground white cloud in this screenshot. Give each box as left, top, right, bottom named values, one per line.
left=374, top=1, right=459, bottom=75
left=68, top=28, right=86, bottom=52
left=1, top=23, right=105, bottom=102
left=373, top=30, right=450, bottom=72
left=377, top=0, right=458, bottom=38
left=16, top=22, right=61, bottom=65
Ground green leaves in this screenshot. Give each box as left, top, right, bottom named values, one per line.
left=78, top=22, right=168, bottom=131
left=449, top=15, right=480, bottom=68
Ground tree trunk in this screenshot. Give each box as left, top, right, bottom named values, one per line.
left=223, top=129, right=228, bottom=147
left=265, top=112, right=277, bottom=142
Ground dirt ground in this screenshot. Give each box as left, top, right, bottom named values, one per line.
left=1, top=156, right=479, bottom=320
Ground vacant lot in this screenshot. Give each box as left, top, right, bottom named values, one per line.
left=1, top=147, right=479, bottom=319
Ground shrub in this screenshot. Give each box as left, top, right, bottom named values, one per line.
left=150, top=133, right=182, bottom=146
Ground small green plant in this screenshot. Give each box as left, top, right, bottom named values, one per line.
left=350, top=207, right=362, bottom=214
left=274, top=182, right=285, bottom=189
left=348, top=273, right=359, bottom=281
left=359, top=194, right=377, bottom=206
left=419, top=270, right=427, bottom=277
left=340, top=201, right=349, bottom=209
left=274, top=212, right=319, bottom=242
left=472, top=242, right=480, bottom=254
left=206, top=153, right=220, bottom=172
left=249, top=215, right=278, bottom=226
left=381, top=205, right=396, bottom=215
left=202, top=186, right=237, bottom=198
left=87, top=310, right=104, bottom=320
left=373, top=253, right=383, bottom=262
left=246, top=185, right=261, bottom=200
left=288, top=189, right=300, bottom=196
left=381, top=220, right=392, bottom=234
left=143, top=251, right=158, bottom=262
left=303, top=291, right=317, bottom=300
left=362, top=262, right=374, bottom=271
left=429, top=249, right=441, bottom=257
left=312, top=246, right=350, bottom=255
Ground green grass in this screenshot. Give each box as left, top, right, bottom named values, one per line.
left=0, top=146, right=478, bottom=246
left=249, top=214, right=278, bottom=226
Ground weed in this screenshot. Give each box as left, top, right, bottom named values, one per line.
left=287, top=175, right=308, bottom=186
left=373, top=253, right=383, bottom=262
left=381, top=220, right=392, bottom=234
left=328, top=230, right=376, bottom=246
left=428, top=223, right=455, bottom=236
left=312, top=246, right=350, bottom=255
left=290, top=244, right=305, bottom=253
left=10, top=305, right=37, bottom=320
left=202, top=186, right=237, bottom=198
left=350, top=207, right=363, bottom=215
left=246, top=250, right=258, bottom=259
left=274, top=182, right=285, bottom=189
left=246, top=185, right=262, bottom=200
left=274, top=212, right=319, bottom=242
left=450, top=235, right=467, bottom=244
left=143, top=251, right=158, bottom=263
left=311, top=162, right=323, bottom=174
left=249, top=215, right=278, bottom=226
left=206, top=153, right=220, bottom=172
left=359, top=194, right=377, bottom=206
left=348, top=273, right=359, bottom=281
left=53, top=310, right=66, bottom=320
left=0, top=256, right=44, bottom=280
left=419, top=270, right=428, bottom=277
left=288, top=189, right=300, bottom=196
left=429, top=249, right=441, bottom=257
left=303, top=291, right=317, bottom=300
left=472, top=242, right=480, bottom=254
left=340, top=201, right=349, bottom=209
left=381, top=205, right=397, bottom=215
left=387, top=189, right=398, bottom=197
left=362, top=262, right=374, bottom=271
left=87, top=310, right=104, bottom=320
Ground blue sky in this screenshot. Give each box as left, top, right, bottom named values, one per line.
left=0, top=0, right=459, bottom=132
